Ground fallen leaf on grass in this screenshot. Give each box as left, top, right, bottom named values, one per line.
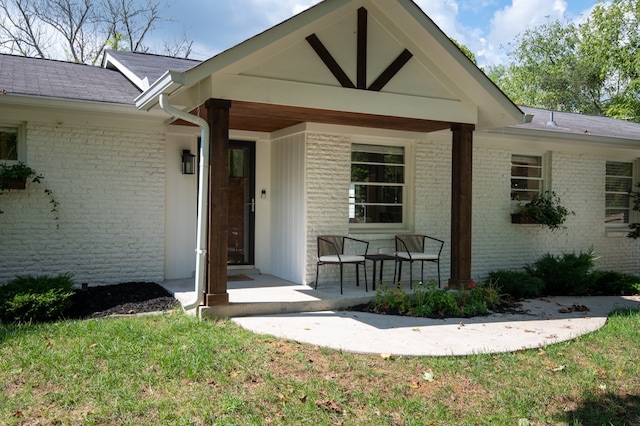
left=315, top=399, right=342, bottom=414
left=409, top=381, right=420, bottom=389
left=423, top=371, right=435, bottom=382
left=550, top=365, right=566, bottom=372
left=380, top=353, right=393, bottom=360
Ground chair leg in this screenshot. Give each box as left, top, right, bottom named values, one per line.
left=361, top=262, right=368, bottom=292
left=409, top=261, right=413, bottom=290
left=339, top=263, right=344, bottom=294
left=315, top=263, right=320, bottom=289
left=420, top=261, right=424, bottom=284
left=437, top=261, right=441, bottom=288
left=355, top=263, right=360, bottom=287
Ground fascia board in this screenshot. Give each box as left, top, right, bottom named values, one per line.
left=135, top=70, right=184, bottom=111
left=210, top=73, right=477, bottom=124
left=102, top=51, right=149, bottom=90
left=487, top=126, right=640, bottom=149
left=0, top=95, right=167, bottom=128
left=136, top=0, right=352, bottom=112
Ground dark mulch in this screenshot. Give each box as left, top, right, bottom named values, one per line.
left=67, top=282, right=181, bottom=319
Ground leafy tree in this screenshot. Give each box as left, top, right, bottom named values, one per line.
left=489, top=0, right=640, bottom=122
left=0, top=0, right=192, bottom=64
left=451, top=37, right=476, bottom=64
left=580, top=0, right=640, bottom=121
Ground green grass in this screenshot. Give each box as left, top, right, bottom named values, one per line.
left=1, top=309, right=639, bottom=425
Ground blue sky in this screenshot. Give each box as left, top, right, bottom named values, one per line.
left=159, top=0, right=599, bottom=67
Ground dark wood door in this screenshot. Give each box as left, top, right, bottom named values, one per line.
left=228, top=141, right=255, bottom=265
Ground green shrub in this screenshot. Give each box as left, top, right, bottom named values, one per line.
left=411, top=282, right=459, bottom=317
left=525, top=250, right=597, bottom=296
left=0, top=274, right=75, bottom=323
left=488, top=270, right=545, bottom=299
left=372, top=285, right=411, bottom=314
left=588, top=270, right=640, bottom=296
left=371, top=281, right=503, bottom=318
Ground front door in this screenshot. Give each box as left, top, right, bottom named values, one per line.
left=228, top=141, right=256, bottom=265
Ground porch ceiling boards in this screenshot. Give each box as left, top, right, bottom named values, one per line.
left=176, top=100, right=454, bottom=134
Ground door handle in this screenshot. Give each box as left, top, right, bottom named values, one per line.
left=246, top=198, right=255, bottom=213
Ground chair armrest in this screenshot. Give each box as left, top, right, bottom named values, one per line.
left=424, top=235, right=445, bottom=256
left=344, top=236, right=369, bottom=255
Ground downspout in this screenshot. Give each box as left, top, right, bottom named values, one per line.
left=159, top=93, right=209, bottom=312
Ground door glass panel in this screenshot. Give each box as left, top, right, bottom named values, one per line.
left=228, top=142, right=255, bottom=265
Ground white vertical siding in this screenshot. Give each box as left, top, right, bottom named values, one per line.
left=164, top=133, right=198, bottom=279
left=270, top=132, right=307, bottom=282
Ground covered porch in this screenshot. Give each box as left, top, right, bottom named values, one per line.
left=137, top=0, right=523, bottom=312
left=161, top=271, right=403, bottom=318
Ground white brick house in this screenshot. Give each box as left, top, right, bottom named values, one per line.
left=1, top=0, right=640, bottom=305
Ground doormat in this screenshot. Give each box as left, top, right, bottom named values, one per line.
left=227, top=274, right=254, bottom=282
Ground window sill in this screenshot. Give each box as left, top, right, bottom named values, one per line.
left=605, top=227, right=630, bottom=238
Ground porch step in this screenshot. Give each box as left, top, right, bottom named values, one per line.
left=199, top=294, right=375, bottom=318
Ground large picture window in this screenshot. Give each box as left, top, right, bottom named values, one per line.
left=605, top=161, right=633, bottom=224
left=0, top=127, right=18, bottom=161
left=511, top=155, right=542, bottom=201
left=350, top=143, right=405, bottom=226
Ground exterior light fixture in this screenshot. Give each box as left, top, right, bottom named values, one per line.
left=181, top=149, right=195, bottom=174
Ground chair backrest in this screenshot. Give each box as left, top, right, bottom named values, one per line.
left=318, top=235, right=344, bottom=257
left=396, top=234, right=424, bottom=252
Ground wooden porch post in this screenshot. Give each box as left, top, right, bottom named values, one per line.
left=204, top=99, right=231, bottom=306
left=449, top=123, right=475, bottom=289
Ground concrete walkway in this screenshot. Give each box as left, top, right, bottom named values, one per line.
left=161, top=273, right=640, bottom=357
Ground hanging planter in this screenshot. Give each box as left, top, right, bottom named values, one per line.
left=0, top=177, right=26, bottom=190
left=0, top=162, right=59, bottom=225
left=512, top=191, right=574, bottom=231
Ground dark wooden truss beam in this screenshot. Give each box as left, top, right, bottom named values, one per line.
left=307, top=8, right=413, bottom=92
left=306, top=34, right=355, bottom=89
left=368, top=49, right=413, bottom=92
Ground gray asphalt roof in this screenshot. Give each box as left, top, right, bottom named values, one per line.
left=516, top=105, right=640, bottom=141
left=0, top=53, right=141, bottom=104
left=3, top=52, right=640, bottom=144
left=103, top=50, right=199, bottom=87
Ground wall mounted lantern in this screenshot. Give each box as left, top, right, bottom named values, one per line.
left=181, top=149, right=195, bottom=174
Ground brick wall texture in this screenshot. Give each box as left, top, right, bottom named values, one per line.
left=0, top=120, right=165, bottom=285
left=304, top=129, right=640, bottom=286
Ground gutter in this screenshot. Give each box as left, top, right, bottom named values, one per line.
left=159, top=93, right=209, bottom=312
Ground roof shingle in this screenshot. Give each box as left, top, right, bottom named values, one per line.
left=0, top=54, right=141, bottom=104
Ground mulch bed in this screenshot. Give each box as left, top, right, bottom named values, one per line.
left=67, top=282, right=181, bottom=319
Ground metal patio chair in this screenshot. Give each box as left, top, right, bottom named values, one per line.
left=394, top=234, right=444, bottom=288
left=315, top=235, right=369, bottom=294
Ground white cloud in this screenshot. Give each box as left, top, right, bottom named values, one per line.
left=249, top=0, right=320, bottom=24
left=414, top=0, right=461, bottom=37
left=483, top=0, right=568, bottom=64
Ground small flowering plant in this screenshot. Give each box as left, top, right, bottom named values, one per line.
left=370, top=280, right=503, bottom=318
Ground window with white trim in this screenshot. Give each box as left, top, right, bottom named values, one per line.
left=511, top=154, right=542, bottom=201
left=349, top=143, right=405, bottom=227
left=605, top=161, right=633, bottom=224
left=0, top=127, right=18, bottom=161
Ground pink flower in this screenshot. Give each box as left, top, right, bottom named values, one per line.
left=468, top=281, right=476, bottom=288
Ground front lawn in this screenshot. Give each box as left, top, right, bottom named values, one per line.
left=1, top=310, right=639, bottom=425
